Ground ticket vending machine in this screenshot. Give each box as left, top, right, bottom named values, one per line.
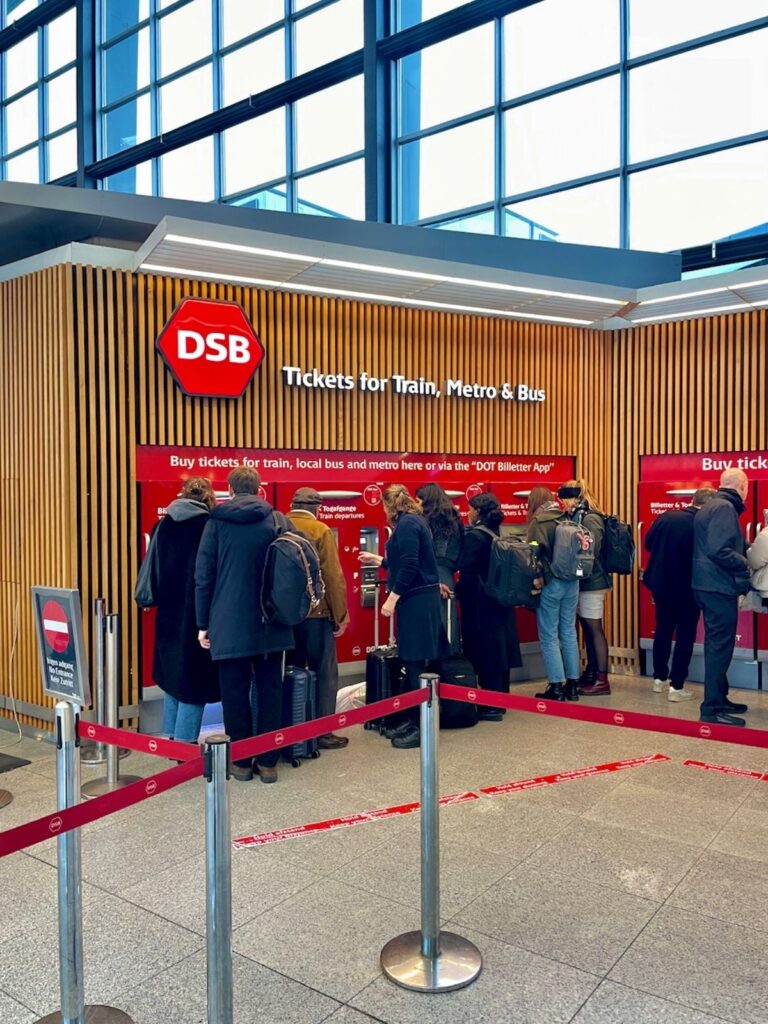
left=755, top=481, right=768, bottom=672
left=638, top=454, right=762, bottom=690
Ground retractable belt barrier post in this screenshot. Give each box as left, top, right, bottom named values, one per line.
left=380, top=673, right=482, bottom=993
left=82, top=616, right=141, bottom=798
left=80, top=598, right=107, bottom=766
left=35, top=701, right=134, bottom=1024
left=204, top=735, right=234, bottom=1024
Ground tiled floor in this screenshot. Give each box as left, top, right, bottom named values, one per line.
left=1, top=674, right=767, bottom=1024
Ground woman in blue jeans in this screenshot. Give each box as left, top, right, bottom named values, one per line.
left=526, top=487, right=580, bottom=701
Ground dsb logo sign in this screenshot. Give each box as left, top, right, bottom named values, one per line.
left=157, top=298, right=265, bottom=399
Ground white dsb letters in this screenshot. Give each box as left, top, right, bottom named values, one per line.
left=177, top=329, right=250, bottom=363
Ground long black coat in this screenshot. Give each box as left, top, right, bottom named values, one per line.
left=455, top=526, right=522, bottom=674
left=386, top=512, right=444, bottom=663
left=152, top=501, right=219, bottom=704
left=195, top=495, right=294, bottom=660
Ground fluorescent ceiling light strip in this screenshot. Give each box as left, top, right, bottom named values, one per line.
left=162, top=233, right=622, bottom=306
left=165, top=233, right=317, bottom=264
left=141, top=263, right=593, bottom=325
left=632, top=303, right=750, bottom=324
left=640, top=285, right=731, bottom=305
left=733, top=278, right=768, bottom=291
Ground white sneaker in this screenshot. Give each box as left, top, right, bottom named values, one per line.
left=668, top=687, right=694, bottom=702
left=652, top=678, right=668, bottom=693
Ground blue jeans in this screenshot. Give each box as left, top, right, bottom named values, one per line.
left=162, top=695, right=205, bottom=742
left=536, top=578, right=580, bottom=683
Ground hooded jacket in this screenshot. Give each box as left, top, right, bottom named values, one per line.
left=643, top=505, right=698, bottom=599
left=692, top=488, right=750, bottom=597
left=152, top=498, right=219, bottom=704
left=287, top=508, right=349, bottom=625
left=195, top=494, right=294, bottom=660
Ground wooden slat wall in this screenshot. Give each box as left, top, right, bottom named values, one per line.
left=0, top=266, right=77, bottom=727
left=2, top=262, right=764, bottom=728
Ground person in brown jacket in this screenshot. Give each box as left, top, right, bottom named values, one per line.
left=288, top=487, right=351, bottom=749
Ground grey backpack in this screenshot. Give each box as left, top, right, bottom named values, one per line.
left=550, top=519, right=595, bottom=581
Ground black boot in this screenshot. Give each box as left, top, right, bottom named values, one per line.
left=563, top=679, right=580, bottom=701
left=534, top=683, right=566, bottom=701
left=578, top=668, right=596, bottom=688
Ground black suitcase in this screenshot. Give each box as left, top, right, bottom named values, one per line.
left=435, top=597, right=478, bottom=729
left=282, top=665, right=321, bottom=767
left=365, top=583, right=405, bottom=733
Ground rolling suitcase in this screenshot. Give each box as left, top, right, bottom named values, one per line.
left=364, top=583, right=405, bottom=733
left=281, top=663, right=321, bottom=767
left=434, top=596, right=478, bottom=729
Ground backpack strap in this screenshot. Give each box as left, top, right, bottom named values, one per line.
left=474, top=525, right=497, bottom=540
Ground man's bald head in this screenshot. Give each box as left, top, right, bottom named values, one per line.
left=721, top=468, right=749, bottom=500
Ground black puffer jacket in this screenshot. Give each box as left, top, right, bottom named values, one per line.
left=195, top=495, right=294, bottom=660
left=152, top=499, right=219, bottom=704
left=643, top=506, right=698, bottom=598
left=692, top=489, right=750, bottom=597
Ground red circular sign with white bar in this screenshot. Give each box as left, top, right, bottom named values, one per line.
left=42, top=599, right=70, bottom=654
left=156, top=298, right=265, bottom=399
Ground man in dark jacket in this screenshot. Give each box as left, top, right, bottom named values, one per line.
left=287, top=487, right=350, bottom=750
left=644, top=486, right=715, bottom=702
left=692, top=469, right=751, bottom=726
left=196, top=467, right=293, bottom=782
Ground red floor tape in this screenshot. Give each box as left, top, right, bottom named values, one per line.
left=234, top=755, right=668, bottom=848
left=479, top=753, right=671, bottom=796
left=233, top=791, right=478, bottom=848
left=683, top=759, right=767, bottom=780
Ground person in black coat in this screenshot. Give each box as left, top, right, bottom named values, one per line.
left=643, top=486, right=715, bottom=701
left=151, top=477, right=219, bottom=742
left=456, top=493, right=522, bottom=721
left=691, top=469, right=752, bottom=726
left=360, top=484, right=444, bottom=749
left=195, top=466, right=294, bottom=782
left=416, top=482, right=464, bottom=653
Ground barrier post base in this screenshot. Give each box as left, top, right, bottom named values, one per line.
left=381, top=930, right=482, bottom=993
left=36, top=1003, right=135, bottom=1022
left=81, top=776, right=142, bottom=798
left=0, top=788, right=12, bottom=809
left=80, top=743, right=130, bottom=765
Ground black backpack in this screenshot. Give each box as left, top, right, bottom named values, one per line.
left=601, top=515, right=636, bottom=575
left=550, top=519, right=595, bottom=581
left=476, top=527, right=542, bottom=609
left=261, top=513, right=325, bottom=627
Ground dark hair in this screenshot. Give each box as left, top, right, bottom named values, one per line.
left=469, top=492, right=503, bottom=529
left=527, top=486, right=554, bottom=523
left=227, top=466, right=260, bottom=494
left=181, top=476, right=216, bottom=510
left=416, top=483, right=462, bottom=542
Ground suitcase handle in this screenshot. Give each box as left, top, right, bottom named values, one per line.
left=373, top=579, right=395, bottom=648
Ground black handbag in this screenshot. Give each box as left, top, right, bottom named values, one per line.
left=134, top=532, right=160, bottom=608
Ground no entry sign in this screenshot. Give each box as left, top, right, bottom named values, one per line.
left=32, top=587, right=90, bottom=706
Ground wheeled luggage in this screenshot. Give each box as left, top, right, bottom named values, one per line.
left=433, top=596, right=478, bottom=729
left=364, top=583, right=405, bottom=733
left=281, top=664, right=321, bottom=766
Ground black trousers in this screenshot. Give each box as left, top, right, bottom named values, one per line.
left=652, top=590, right=700, bottom=688
left=217, top=653, right=283, bottom=768
left=291, top=618, right=340, bottom=720
left=693, top=590, right=738, bottom=718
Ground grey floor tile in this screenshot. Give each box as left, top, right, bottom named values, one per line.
left=452, top=861, right=660, bottom=976
left=0, top=884, right=203, bottom=1016
left=114, top=949, right=338, bottom=1024
left=351, top=926, right=599, bottom=1024
left=324, top=1007, right=388, bottom=1024
left=572, top=980, right=736, bottom=1023
left=231, top=878, right=417, bottom=1002
left=709, top=806, right=768, bottom=864
left=0, top=852, right=61, bottom=944
left=0, top=990, right=36, bottom=1023
left=610, top=905, right=768, bottom=1024
left=121, top=848, right=322, bottom=933
left=628, top=758, right=763, bottom=804
left=533, top=818, right=702, bottom=901
left=436, top=794, right=575, bottom=859
left=669, top=850, right=768, bottom=933
left=330, top=826, right=523, bottom=918
left=583, top=783, right=735, bottom=847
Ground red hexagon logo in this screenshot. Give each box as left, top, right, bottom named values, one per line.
left=156, top=298, right=264, bottom=399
